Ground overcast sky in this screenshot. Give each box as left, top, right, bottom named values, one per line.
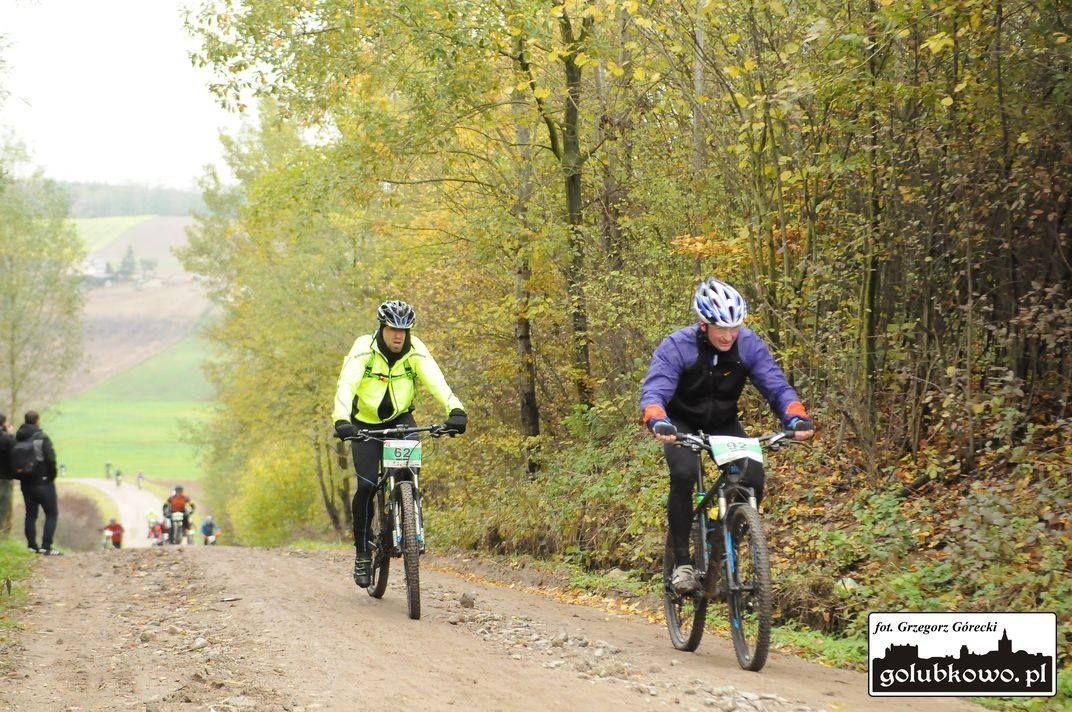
left=0, top=0, right=241, bottom=189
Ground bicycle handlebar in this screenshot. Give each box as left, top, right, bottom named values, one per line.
left=341, top=424, right=458, bottom=442
left=672, top=430, right=801, bottom=452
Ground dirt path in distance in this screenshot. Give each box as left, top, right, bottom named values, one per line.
left=69, top=477, right=163, bottom=547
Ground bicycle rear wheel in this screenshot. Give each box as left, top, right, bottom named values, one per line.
left=367, top=490, right=390, bottom=599
left=662, top=524, right=708, bottom=651
left=398, top=481, right=421, bottom=620
left=726, top=504, right=772, bottom=671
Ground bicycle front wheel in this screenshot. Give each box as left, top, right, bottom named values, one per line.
left=398, top=481, right=421, bottom=620
left=726, top=504, right=772, bottom=671
left=367, top=490, right=390, bottom=599
left=662, top=525, right=708, bottom=652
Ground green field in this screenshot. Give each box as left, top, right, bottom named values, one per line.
left=70, top=215, right=154, bottom=251
left=45, top=334, right=214, bottom=480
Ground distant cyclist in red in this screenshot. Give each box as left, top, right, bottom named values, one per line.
left=104, top=519, right=124, bottom=549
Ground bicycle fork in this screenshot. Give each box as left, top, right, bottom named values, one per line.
left=388, top=471, right=427, bottom=554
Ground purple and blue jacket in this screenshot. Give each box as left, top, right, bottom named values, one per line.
left=640, top=324, right=807, bottom=430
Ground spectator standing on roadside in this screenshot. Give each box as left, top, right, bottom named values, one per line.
left=12, top=411, right=61, bottom=555
left=0, top=414, right=15, bottom=479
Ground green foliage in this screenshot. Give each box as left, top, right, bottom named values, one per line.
left=0, top=537, right=35, bottom=645
left=117, top=244, right=137, bottom=280
left=226, top=443, right=326, bottom=547
left=183, top=0, right=1071, bottom=676
left=0, top=147, right=84, bottom=531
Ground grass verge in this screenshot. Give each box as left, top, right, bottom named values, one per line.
left=0, top=537, right=35, bottom=656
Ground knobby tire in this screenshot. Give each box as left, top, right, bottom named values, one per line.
left=368, top=490, right=390, bottom=599
left=662, top=524, right=708, bottom=652
left=398, top=481, right=421, bottom=620
left=726, top=504, right=772, bottom=671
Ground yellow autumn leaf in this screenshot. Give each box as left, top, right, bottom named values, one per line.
left=940, top=96, right=954, bottom=107
left=533, top=86, right=551, bottom=100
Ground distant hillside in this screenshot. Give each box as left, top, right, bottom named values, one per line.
left=62, top=182, right=204, bottom=218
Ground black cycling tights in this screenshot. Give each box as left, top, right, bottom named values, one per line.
left=350, top=413, right=416, bottom=553
left=664, top=420, right=765, bottom=566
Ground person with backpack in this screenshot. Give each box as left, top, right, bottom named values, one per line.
left=12, top=411, right=61, bottom=555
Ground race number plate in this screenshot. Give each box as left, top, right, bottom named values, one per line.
left=382, top=439, right=422, bottom=469
left=707, top=436, right=764, bottom=466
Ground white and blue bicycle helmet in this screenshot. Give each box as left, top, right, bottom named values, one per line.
left=376, top=300, right=416, bottom=329
left=693, top=278, right=747, bottom=327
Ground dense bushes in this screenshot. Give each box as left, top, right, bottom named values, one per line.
left=182, top=0, right=1071, bottom=676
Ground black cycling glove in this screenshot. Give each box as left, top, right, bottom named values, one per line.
left=443, top=409, right=468, bottom=435
left=334, top=421, right=359, bottom=440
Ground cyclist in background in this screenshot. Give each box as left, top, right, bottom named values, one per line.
left=103, top=519, right=124, bottom=549
left=640, top=279, right=814, bottom=594
left=200, top=515, right=220, bottom=544
left=163, top=486, right=195, bottom=537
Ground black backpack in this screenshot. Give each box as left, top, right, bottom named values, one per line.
left=10, top=434, right=44, bottom=478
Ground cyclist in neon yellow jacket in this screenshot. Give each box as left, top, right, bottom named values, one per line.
left=333, top=300, right=467, bottom=587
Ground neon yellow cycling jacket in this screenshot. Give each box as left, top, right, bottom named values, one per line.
left=332, top=333, right=464, bottom=425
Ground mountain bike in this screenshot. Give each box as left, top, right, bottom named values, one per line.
left=660, top=427, right=800, bottom=671
left=343, top=424, right=456, bottom=620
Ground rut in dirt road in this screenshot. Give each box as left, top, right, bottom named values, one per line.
left=0, top=547, right=982, bottom=712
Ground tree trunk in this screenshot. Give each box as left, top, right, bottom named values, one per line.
left=313, top=436, right=343, bottom=536
left=510, top=52, right=542, bottom=476
left=594, top=64, right=624, bottom=272
left=560, top=13, right=594, bottom=408
left=860, top=0, right=883, bottom=453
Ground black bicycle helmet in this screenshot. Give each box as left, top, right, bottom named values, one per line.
left=376, top=300, right=416, bottom=329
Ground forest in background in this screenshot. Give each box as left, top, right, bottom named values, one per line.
left=61, top=182, right=203, bottom=218
left=180, top=0, right=1071, bottom=677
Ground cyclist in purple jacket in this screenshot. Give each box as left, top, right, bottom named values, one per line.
left=641, top=279, right=815, bottom=594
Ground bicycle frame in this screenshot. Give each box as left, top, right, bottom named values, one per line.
left=346, top=424, right=444, bottom=554
left=376, top=465, right=425, bottom=553
left=677, top=430, right=793, bottom=595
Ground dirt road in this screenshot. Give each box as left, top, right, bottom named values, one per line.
left=0, top=547, right=981, bottom=712
left=69, top=477, right=163, bottom=547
